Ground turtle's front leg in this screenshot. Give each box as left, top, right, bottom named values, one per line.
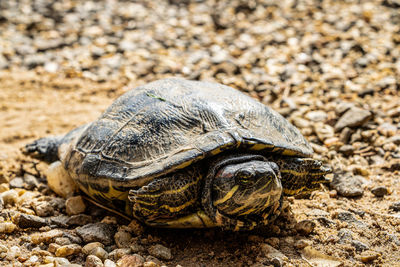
left=128, top=166, right=202, bottom=225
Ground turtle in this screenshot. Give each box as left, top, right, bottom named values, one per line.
left=25, top=78, right=331, bottom=231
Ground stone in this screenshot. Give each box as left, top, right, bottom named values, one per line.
left=55, top=237, right=72, bottom=246
left=109, top=248, right=132, bottom=261
left=67, top=214, right=93, bottom=226
left=9, top=177, right=24, bottom=189
left=115, top=228, right=132, bottom=248
left=104, top=259, right=117, bottom=267
left=31, top=200, right=54, bottom=217
left=48, top=243, right=61, bottom=254
left=83, top=242, right=105, bottom=255
left=127, top=220, right=145, bottom=236
left=31, top=229, right=63, bottom=244
left=339, top=127, right=353, bottom=143
left=1, top=189, right=19, bottom=205
left=334, top=107, right=372, bottom=132
left=25, top=255, right=40, bottom=265
left=0, top=221, right=17, bottom=233
left=387, top=136, right=400, bottom=145
left=351, top=240, right=369, bottom=252
left=23, top=173, right=40, bottom=189
left=143, top=261, right=158, bottom=267
left=76, top=223, right=116, bottom=245
left=66, top=196, right=86, bottom=215
left=0, top=244, right=8, bottom=259
left=260, top=243, right=288, bottom=263
left=6, top=246, right=21, bottom=260
left=314, top=123, right=335, bottom=141
left=336, top=211, right=357, bottom=223
left=360, top=251, right=380, bottom=263
left=130, top=242, right=145, bottom=253
left=43, top=256, right=71, bottom=265
left=46, top=161, right=78, bottom=198
left=335, top=102, right=354, bottom=115
left=86, top=255, right=104, bottom=267
left=91, top=247, right=109, bottom=261
left=337, top=229, right=354, bottom=244
left=55, top=244, right=82, bottom=257
left=148, top=244, right=173, bottom=260
left=14, top=213, right=48, bottom=229
left=117, top=254, right=145, bottom=267
left=49, top=215, right=69, bottom=228
left=294, top=239, right=312, bottom=249
left=0, top=184, right=9, bottom=193
left=338, top=145, right=354, bottom=156
left=295, top=220, right=316, bottom=235
left=330, top=173, right=364, bottom=197
left=306, top=111, right=328, bottom=122
left=371, top=186, right=388, bottom=197
left=378, top=123, right=397, bottom=137
left=389, top=202, right=400, bottom=212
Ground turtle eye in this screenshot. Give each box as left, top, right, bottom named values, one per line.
left=235, top=169, right=254, bottom=186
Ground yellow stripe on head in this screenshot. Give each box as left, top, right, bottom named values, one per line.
left=213, top=185, right=239, bottom=205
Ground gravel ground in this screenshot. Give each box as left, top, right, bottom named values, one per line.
left=0, top=0, right=400, bottom=266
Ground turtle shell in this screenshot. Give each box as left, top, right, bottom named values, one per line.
left=64, top=78, right=312, bottom=189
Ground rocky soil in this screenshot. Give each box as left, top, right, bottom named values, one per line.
left=0, top=0, right=400, bottom=266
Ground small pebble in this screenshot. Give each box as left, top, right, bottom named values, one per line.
left=76, top=223, right=116, bottom=245
left=86, top=255, right=104, bottom=267
left=371, top=186, right=388, bottom=197
left=337, top=229, right=354, bottom=244
left=143, top=261, right=158, bottom=267
left=91, top=246, right=109, bottom=261
left=117, top=254, right=145, bottom=267
left=127, top=220, right=145, bottom=236
left=360, top=250, right=380, bottom=263
left=67, top=214, right=93, bottom=226
left=148, top=244, right=173, bottom=260
left=351, top=240, right=369, bottom=252
left=0, top=184, right=9, bottom=193
left=9, top=177, right=25, bottom=189
left=66, top=196, right=86, bottom=215
left=55, top=237, right=72, bottom=246
left=83, top=242, right=104, bottom=255
left=260, top=243, right=288, bottom=262
left=108, top=248, right=132, bottom=261
left=46, top=161, right=78, bottom=198
left=294, top=239, right=312, bottom=249
left=334, top=107, right=372, bottom=132
left=114, top=228, right=132, bottom=248
left=104, top=259, right=117, bottom=267
left=6, top=246, right=21, bottom=260
left=1, top=189, right=19, bottom=205
left=55, top=244, right=82, bottom=257
left=14, top=213, right=48, bottom=229
left=31, top=229, right=63, bottom=244
left=31, top=200, right=54, bottom=217
left=338, top=145, right=354, bottom=156
left=389, top=202, right=400, bottom=212
left=0, top=221, right=17, bottom=233
left=48, top=243, right=61, bottom=254
left=330, top=173, right=364, bottom=197
left=295, top=220, right=316, bottom=236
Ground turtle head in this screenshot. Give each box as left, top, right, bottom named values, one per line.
left=202, top=155, right=283, bottom=230
left=275, top=157, right=332, bottom=196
